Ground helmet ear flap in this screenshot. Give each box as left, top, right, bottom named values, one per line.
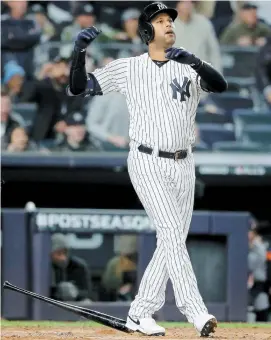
left=138, top=21, right=154, bottom=44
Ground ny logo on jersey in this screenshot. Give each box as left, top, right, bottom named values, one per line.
left=157, top=3, right=167, bottom=10
left=170, top=77, right=191, bottom=102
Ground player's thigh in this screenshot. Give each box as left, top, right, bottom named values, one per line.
left=128, top=153, right=182, bottom=233
left=175, top=153, right=196, bottom=238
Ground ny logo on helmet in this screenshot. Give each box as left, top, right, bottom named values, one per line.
left=170, top=77, right=191, bottom=102
left=157, top=3, right=167, bottom=10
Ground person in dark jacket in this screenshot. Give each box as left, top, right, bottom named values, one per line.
left=53, top=111, right=97, bottom=152
left=50, top=233, right=92, bottom=302
left=1, top=0, right=41, bottom=80
left=17, top=57, right=85, bottom=143
left=1, top=87, right=24, bottom=148
left=255, top=36, right=271, bottom=109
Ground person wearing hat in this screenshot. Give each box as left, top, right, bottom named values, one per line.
left=220, top=2, right=271, bottom=46
left=15, top=56, right=71, bottom=143
left=115, top=8, right=141, bottom=43
left=50, top=233, right=92, bottom=302
left=101, top=235, right=138, bottom=302
left=2, top=60, right=26, bottom=103
left=114, top=8, right=146, bottom=59
left=61, top=2, right=96, bottom=43
left=248, top=219, right=270, bottom=321
left=53, top=111, right=97, bottom=152
left=29, top=3, right=56, bottom=43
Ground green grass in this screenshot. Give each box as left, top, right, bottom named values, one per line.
left=1, top=320, right=271, bottom=328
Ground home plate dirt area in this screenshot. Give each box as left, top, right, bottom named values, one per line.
left=1, top=322, right=271, bottom=340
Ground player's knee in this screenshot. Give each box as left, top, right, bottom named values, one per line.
left=157, top=225, right=185, bottom=243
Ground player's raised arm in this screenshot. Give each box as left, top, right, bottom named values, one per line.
left=165, top=47, right=228, bottom=93
left=67, top=27, right=128, bottom=97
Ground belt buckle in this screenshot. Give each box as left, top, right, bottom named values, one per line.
left=174, top=151, right=181, bottom=161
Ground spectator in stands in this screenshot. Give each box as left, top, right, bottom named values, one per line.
left=2, top=61, right=26, bottom=104
left=255, top=36, right=271, bottom=109
left=1, top=87, right=25, bottom=149
left=248, top=220, right=270, bottom=321
left=115, top=8, right=144, bottom=58
left=116, top=8, right=141, bottom=44
left=50, top=233, right=92, bottom=302
left=18, top=56, right=79, bottom=143
left=5, top=127, right=39, bottom=152
left=174, top=1, right=222, bottom=72
left=61, top=2, right=96, bottom=42
left=86, top=91, right=130, bottom=150
left=1, top=0, right=41, bottom=79
left=53, top=112, right=96, bottom=152
left=29, top=3, right=56, bottom=42
left=102, top=235, right=137, bottom=302
left=220, top=2, right=271, bottom=47
left=194, top=0, right=244, bottom=38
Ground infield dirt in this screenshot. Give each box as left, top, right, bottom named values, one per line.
left=1, top=325, right=271, bottom=340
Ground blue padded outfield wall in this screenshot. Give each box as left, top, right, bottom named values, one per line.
left=2, top=208, right=250, bottom=322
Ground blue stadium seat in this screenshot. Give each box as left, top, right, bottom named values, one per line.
left=241, top=125, right=271, bottom=145
left=233, top=109, right=271, bottom=139
left=221, top=45, right=259, bottom=78
left=100, top=141, right=129, bottom=152
left=196, top=112, right=228, bottom=124
left=12, top=103, right=37, bottom=127
left=198, top=123, right=235, bottom=147
left=39, top=139, right=58, bottom=149
left=193, top=141, right=209, bottom=151
left=212, top=141, right=263, bottom=152
left=208, top=92, right=254, bottom=111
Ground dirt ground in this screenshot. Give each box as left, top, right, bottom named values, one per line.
left=1, top=326, right=271, bottom=340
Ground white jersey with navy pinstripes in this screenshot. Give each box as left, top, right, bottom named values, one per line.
left=92, top=53, right=202, bottom=151
left=92, top=53, right=211, bottom=323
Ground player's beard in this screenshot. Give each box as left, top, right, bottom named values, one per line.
left=164, top=32, right=175, bottom=46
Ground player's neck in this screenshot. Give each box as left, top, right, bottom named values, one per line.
left=148, top=44, right=168, bottom=61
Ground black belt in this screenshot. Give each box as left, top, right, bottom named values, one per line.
left=138, top=144, right=188, bottom=160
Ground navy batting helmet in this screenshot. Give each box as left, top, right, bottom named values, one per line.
left=138, top=2, right=178, bottom=44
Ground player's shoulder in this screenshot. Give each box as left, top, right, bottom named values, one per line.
left=107, top=57, right=130, bottom=68
left=107, top=54, right=146, bottom=68
left=125, top=53, right=149, bottom=66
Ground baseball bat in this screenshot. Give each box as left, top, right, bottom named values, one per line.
left=3, top=281, right=130, bottom=333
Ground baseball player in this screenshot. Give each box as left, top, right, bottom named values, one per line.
left=67, top=2, right=227, bottom=337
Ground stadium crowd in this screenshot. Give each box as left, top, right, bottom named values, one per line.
left=1, top=0, right=271, bottom=153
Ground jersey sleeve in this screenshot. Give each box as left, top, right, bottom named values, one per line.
left=91, top=58, right=128, bottom=95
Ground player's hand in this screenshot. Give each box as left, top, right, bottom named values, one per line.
left=165, top=47, right=202, bottom=69
left=75, top=26, right=102, bottom=50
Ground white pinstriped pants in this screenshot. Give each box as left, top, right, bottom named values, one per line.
left=127, top=142, right=208, bottom=323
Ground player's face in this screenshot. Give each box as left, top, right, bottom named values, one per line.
left=151, top=13, right=176, bottom=47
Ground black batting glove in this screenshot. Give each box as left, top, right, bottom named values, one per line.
left=75, top=26, right=102, bottom=50
left=165, top=47, right=202, bottom=71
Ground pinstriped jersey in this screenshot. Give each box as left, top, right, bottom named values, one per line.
left=92, top=53, right=202, bottom=152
